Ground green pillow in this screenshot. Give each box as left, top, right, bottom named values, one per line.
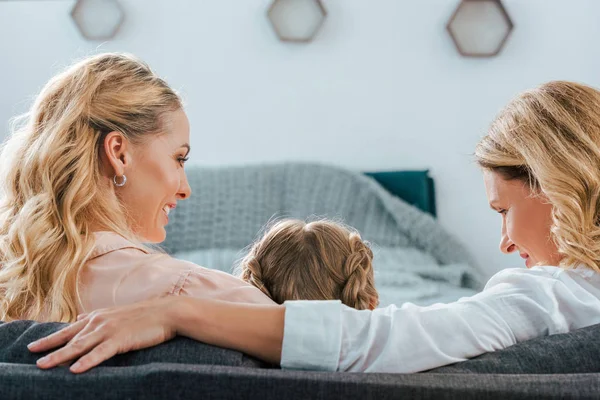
left=364, top=170, right=436, bottom=217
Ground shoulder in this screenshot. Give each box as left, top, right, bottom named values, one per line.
left=82, top=234, right=213, bottom=309
left=92, top=247, right=263, bottom=299
left=485, top=266, right=559, bottom=288
left=84, top=233, right=273, bottom=306
left=485, top=265, right=599, bottom=290
left=172, top=260, right=274, bottom=304
left=89, top=231, right=151, bottom=260
left=89, top=231, right=209, bottom=273
left=480, top=266, right=600, bottom=323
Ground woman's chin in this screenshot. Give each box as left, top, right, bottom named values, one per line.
left=153, top=228, right=167, bottom=244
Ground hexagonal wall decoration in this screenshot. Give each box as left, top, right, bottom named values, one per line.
left=267, top=0, right=327, bottom=43
left=447, top=0, right=513, bottom=57
left=71, top=0, right=124, bottom=41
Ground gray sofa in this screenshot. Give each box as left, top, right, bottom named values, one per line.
left=1, top=320, right=600, bottom=399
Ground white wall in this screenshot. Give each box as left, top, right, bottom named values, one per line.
left=2, top=0, right=600, bottom=278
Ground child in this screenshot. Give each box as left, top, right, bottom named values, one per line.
left=237, top=219, right=379, bottom=310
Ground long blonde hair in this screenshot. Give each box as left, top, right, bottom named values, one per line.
left=0, top=53, right=182, bottom=322
left=475, top=81, right=600, bottom=272
left=238, top=219, right=379, bottom=310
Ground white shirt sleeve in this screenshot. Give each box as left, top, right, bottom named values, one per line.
left=280, top=266, right=600, bottom=373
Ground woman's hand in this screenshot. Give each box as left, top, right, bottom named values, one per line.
left=29, top=296, right=285, bottom=373
left=28, top=296, right=180, bottom=373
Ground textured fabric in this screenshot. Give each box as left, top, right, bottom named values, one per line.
left=1, top=364, right=599, bottom=400
left=428, top=321, right=600, bottom=374
left=372, top=247, right=478, bottom=306
left=162, top=163, right=482, bottom=288
left=281, top=265, right=600, bottom=372
left=4, top=318, right=600, bottom=372
left=0, top=320, right=265, bottom=368
left=3, top=320, right=600, bottom=398
left=281, top=300, right=342, bottom=371
left=77, top=232, right=273, bottom=315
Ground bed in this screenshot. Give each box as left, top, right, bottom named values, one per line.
left=163, top=163, right=482, bottom=306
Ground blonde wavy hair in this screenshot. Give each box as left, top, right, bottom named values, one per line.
left=0, top=53, right=182, bottom=322
left=475, top=80, right=600, bottom=272
left=237, top=219, right=379, bottom=310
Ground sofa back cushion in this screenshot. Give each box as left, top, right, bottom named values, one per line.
left=0, top=321, right=265, bottom=368
left=428, top=322, right=600, bottom=373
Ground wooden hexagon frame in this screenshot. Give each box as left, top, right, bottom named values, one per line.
left=71, top=0, right=124, bottom=41
left=446, top=0, right=513, bottom=57
left=267, top=0, right=327, bottom=43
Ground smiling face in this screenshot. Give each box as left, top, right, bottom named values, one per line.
left=483, top=169, right=562, bottom=268
left=105, top=108, right=192, bottom=243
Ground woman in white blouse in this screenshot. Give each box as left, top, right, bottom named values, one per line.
left=29, top=80, right=600, bottom=374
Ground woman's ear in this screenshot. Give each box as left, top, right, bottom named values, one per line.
left=102, top=132, right=131, bottom=176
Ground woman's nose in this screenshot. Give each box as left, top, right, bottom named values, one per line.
left=499, top=221, right=516, bottom=254
left=500, top=235, right=516, bottom=254
left=177, top=172, right=192, bottom=200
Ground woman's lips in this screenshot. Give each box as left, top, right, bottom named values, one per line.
left=162, top=204, right=176, bottom=223
left=520, top=253, right=531, bottom=267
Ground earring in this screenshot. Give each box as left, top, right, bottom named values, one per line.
left=113, top=174, right=127, bottom=187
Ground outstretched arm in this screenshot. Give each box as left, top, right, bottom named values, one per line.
left=29, top=296, right=285, bottom=373
left=30, top=267, right=600, bottom=373
left=174, top=297, right=285, bottom=364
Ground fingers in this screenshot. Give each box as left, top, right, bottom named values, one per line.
left=28, top=319, right=87, bottom=353
left=27, top=300, right=174, bottom=373
left=70, top=340, right=119, bottom=373
left=35, top=328, right=103, bottom=369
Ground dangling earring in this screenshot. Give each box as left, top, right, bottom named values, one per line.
left=113, top=174, right=127, bottom=187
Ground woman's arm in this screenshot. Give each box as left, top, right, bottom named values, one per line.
left=30, top=267, right=600, bottom=374
left=173, top=297, right=284, bottom=364
left=29, top=296, right=284, bottom=373
left=282, top=267, right=600, bottom=372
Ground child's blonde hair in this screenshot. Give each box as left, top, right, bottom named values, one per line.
left=238, top=219, right=379, bottom=310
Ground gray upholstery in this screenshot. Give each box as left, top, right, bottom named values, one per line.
left=2, top=364, right=599, bottom=400
left=2, top=320, right=600, bottom=399
left=428, top=321, right=600, bottom=374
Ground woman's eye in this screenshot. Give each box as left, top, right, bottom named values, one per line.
left=498, top=209, right=507, bottom=215
left=177, top=156, right=189, bottom=166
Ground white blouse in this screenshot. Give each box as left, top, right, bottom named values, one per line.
left=280, top=265, right=600, bottom=373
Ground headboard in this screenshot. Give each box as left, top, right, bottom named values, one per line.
left=365, top=170, right=436, bottom=217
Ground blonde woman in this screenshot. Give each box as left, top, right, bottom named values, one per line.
left=30, top=81, right=600, bottom=374
left=238, top=219, right=379, bottom=310
left=0, top=53, right=273, bottom=323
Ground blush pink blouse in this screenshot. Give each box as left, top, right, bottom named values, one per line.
left=77, top=231, right=273, bottom=313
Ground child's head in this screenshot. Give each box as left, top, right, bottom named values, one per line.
left=238, top=219, right=379, bottom=310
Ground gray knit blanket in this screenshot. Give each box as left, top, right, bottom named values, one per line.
left=164, top=163, right=483, bottom=305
